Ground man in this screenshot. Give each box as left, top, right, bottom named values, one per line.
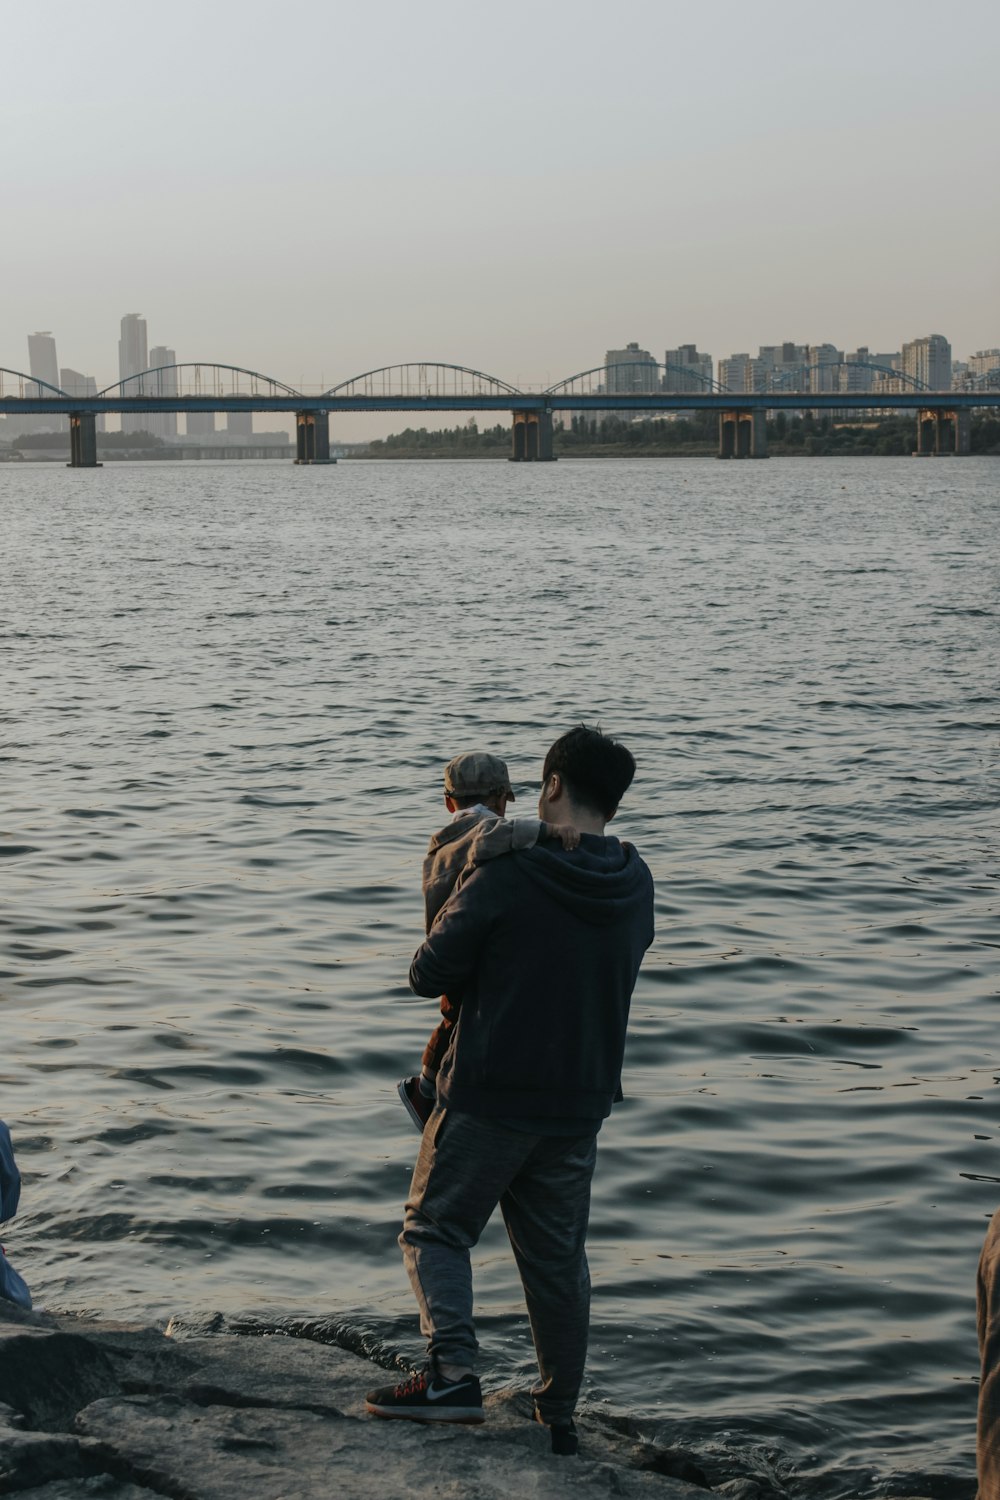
left=366, top=725, right=654, bottom=1455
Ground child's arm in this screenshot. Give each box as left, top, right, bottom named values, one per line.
left=469, top=814, right=540, bottom=863
left=469, top=815, right=580, bottom=864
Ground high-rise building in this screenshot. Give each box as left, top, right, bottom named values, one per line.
left=901, top=334, right=951, bottom=390
left=968, top=349, right=1000, bottom=381
left=18, top=332, right=63, bottom=435
left=186, top=411, right=216, bottom=438
left=118, top=313, right=150, bottom=434
left=28, top=332, right=60, bottom=393
left=757, top=343, right=809, bottom=390
left=807, top=344, right=843, bottom=392
left=227, top=410, right=253, bottom=437
left=60, top=367, right=106, bottom=432
left=604, top=342, right=659, bottom=394
left=718, top=354, right=755, bottom=392
left=663, top=345, right=713, bottom=393
left=147, top=346, right=178, bottom=439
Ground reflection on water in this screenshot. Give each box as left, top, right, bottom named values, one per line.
left=1, top=457, right=997, bottom=1497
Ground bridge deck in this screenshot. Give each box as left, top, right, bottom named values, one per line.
left=1, top=392, right=997, bottom=416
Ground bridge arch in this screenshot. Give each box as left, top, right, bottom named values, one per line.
left=323, top=363, right=522, bottom=399
left=97, top=363, right=302, bottom=399
left=764, top=360, right=930, bottom=393
left=0, top=367, right=68, bottom=398
left=546, top=362, right=726, bottom=397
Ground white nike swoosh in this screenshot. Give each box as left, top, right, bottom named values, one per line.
left=426, top=1381, right=473, bottom=1401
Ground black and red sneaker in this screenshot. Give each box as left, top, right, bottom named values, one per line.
left=397, top=1077, right=435, bottom=1133
left=366, top=1367, right=484, bottom=1424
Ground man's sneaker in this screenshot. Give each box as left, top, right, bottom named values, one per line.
left=366, top=1367, right=484, bottom=1424
left=397, top=1077, right=434, bottom=1133
left=535, top=1409, right=579, bottom=1456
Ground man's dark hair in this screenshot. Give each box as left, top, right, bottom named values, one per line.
left=542, top=725, right=636, bottom=820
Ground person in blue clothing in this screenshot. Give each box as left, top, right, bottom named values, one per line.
left=366, top=726, right=655, bottom=1455
left=0, top=1121, right=31, bottom=1309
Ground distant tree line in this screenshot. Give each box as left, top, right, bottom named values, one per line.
left=365, top=413, right=1000, bottom=458
left=366, top=421, right=510, bottom=456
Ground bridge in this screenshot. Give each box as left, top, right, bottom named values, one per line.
left=1, top=361, right=996, bottom=466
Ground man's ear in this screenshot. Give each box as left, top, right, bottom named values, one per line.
left=546, top=773, right=563, bottom=803
left=445, top=794, right=457, bottom=813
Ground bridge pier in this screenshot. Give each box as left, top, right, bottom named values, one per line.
left=294, top=410, right=336, bottom=464
left=718, top=409, right=767, bottom=459
left=510, top=410, right=556, bottom=461
left=67, top=412, right=101, bottom=467
left=915, top=408, right=972, bottom=456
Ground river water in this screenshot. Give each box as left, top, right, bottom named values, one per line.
left=1, top=457, right=997, bottom=1496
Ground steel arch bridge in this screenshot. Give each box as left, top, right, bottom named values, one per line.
left=545, top=361, right=727, bottom=397
left=766, top=359, right=930, bottom=393
left=97, top=363, right=302, bottom=399
left=0, top=367, right=68, bottom=398
left=323, top=363, right=523, bottom=399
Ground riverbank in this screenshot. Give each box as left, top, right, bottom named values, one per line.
left=0, top=1301, right=728, bottom=1500
left=0, top=1303, right=944, bottom=1500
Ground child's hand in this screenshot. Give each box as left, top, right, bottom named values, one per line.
left=548, top=823, right=580, bottom=851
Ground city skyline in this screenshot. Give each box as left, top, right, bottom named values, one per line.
left=6, top=321, right=997, bottom=396
left=4, top=316, right=998, bottom=446
left=1, top=0, right=996, bottom=438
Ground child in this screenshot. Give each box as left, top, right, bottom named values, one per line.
left=398, top=750, right=578, bottom=1130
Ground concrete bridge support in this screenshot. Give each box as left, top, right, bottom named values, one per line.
left=67, top=412, right=101, bottom=467
left=718, top=409, right=768, bottom=459
left=295, top=410, right=336, bottom=464
left=510, top=410, right=556, bottom=461
left=915, top=408, right=972, bottom=456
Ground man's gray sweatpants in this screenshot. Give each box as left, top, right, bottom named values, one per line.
left=399, top=1106, right=598, bottom=1423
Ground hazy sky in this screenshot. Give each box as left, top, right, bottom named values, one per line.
left=3, top=0, right=997, bottom=413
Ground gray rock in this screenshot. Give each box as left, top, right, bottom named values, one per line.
left=0, top=1323, right=121, bottom=1430
left=0, top=1303, right=706, bottom=1499
left=0, top=1404, right=107, bottom=1493
left=76, top=1391, right=702, bottom=1500
left=9, top=1483, right=163, bottom=1500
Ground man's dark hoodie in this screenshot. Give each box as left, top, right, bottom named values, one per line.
left=409, top=834, right=654, bottom=1121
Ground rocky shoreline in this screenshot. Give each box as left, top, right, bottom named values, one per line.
left=0, top=1301, right=718, bottom=1500
left=0, top=1302, right=939, bottom=1500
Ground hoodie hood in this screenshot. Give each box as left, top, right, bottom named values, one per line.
left=517, top=835, right=653, bottom=929
left=426, top=807, right=491, bottom=856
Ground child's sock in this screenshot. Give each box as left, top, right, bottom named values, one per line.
left=418, top=1073, right=436, bottom=1100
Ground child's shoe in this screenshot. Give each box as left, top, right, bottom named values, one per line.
left=397, top=1077, right=434, bottom=1133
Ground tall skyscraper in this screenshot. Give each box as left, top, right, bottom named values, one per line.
left=968, top=350, right=1000, bottom=388
left=718, top=354, right=754, bottom=392
left=227, top=410, right=253, bottom=437
left=118, top=313, right=149, bottom=434
left=807, top=344, right=843, bottom=392
left=147, top=345, right=178, bottom=439
left=27, top=331, right=60, bottom=393
left=604, top=343, right=659, bottom=394
left=20, top=332, right=63, bottom=435
left=902, top=334, right=952, bottom=390
left=663, top=345, right=714, bottom=393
